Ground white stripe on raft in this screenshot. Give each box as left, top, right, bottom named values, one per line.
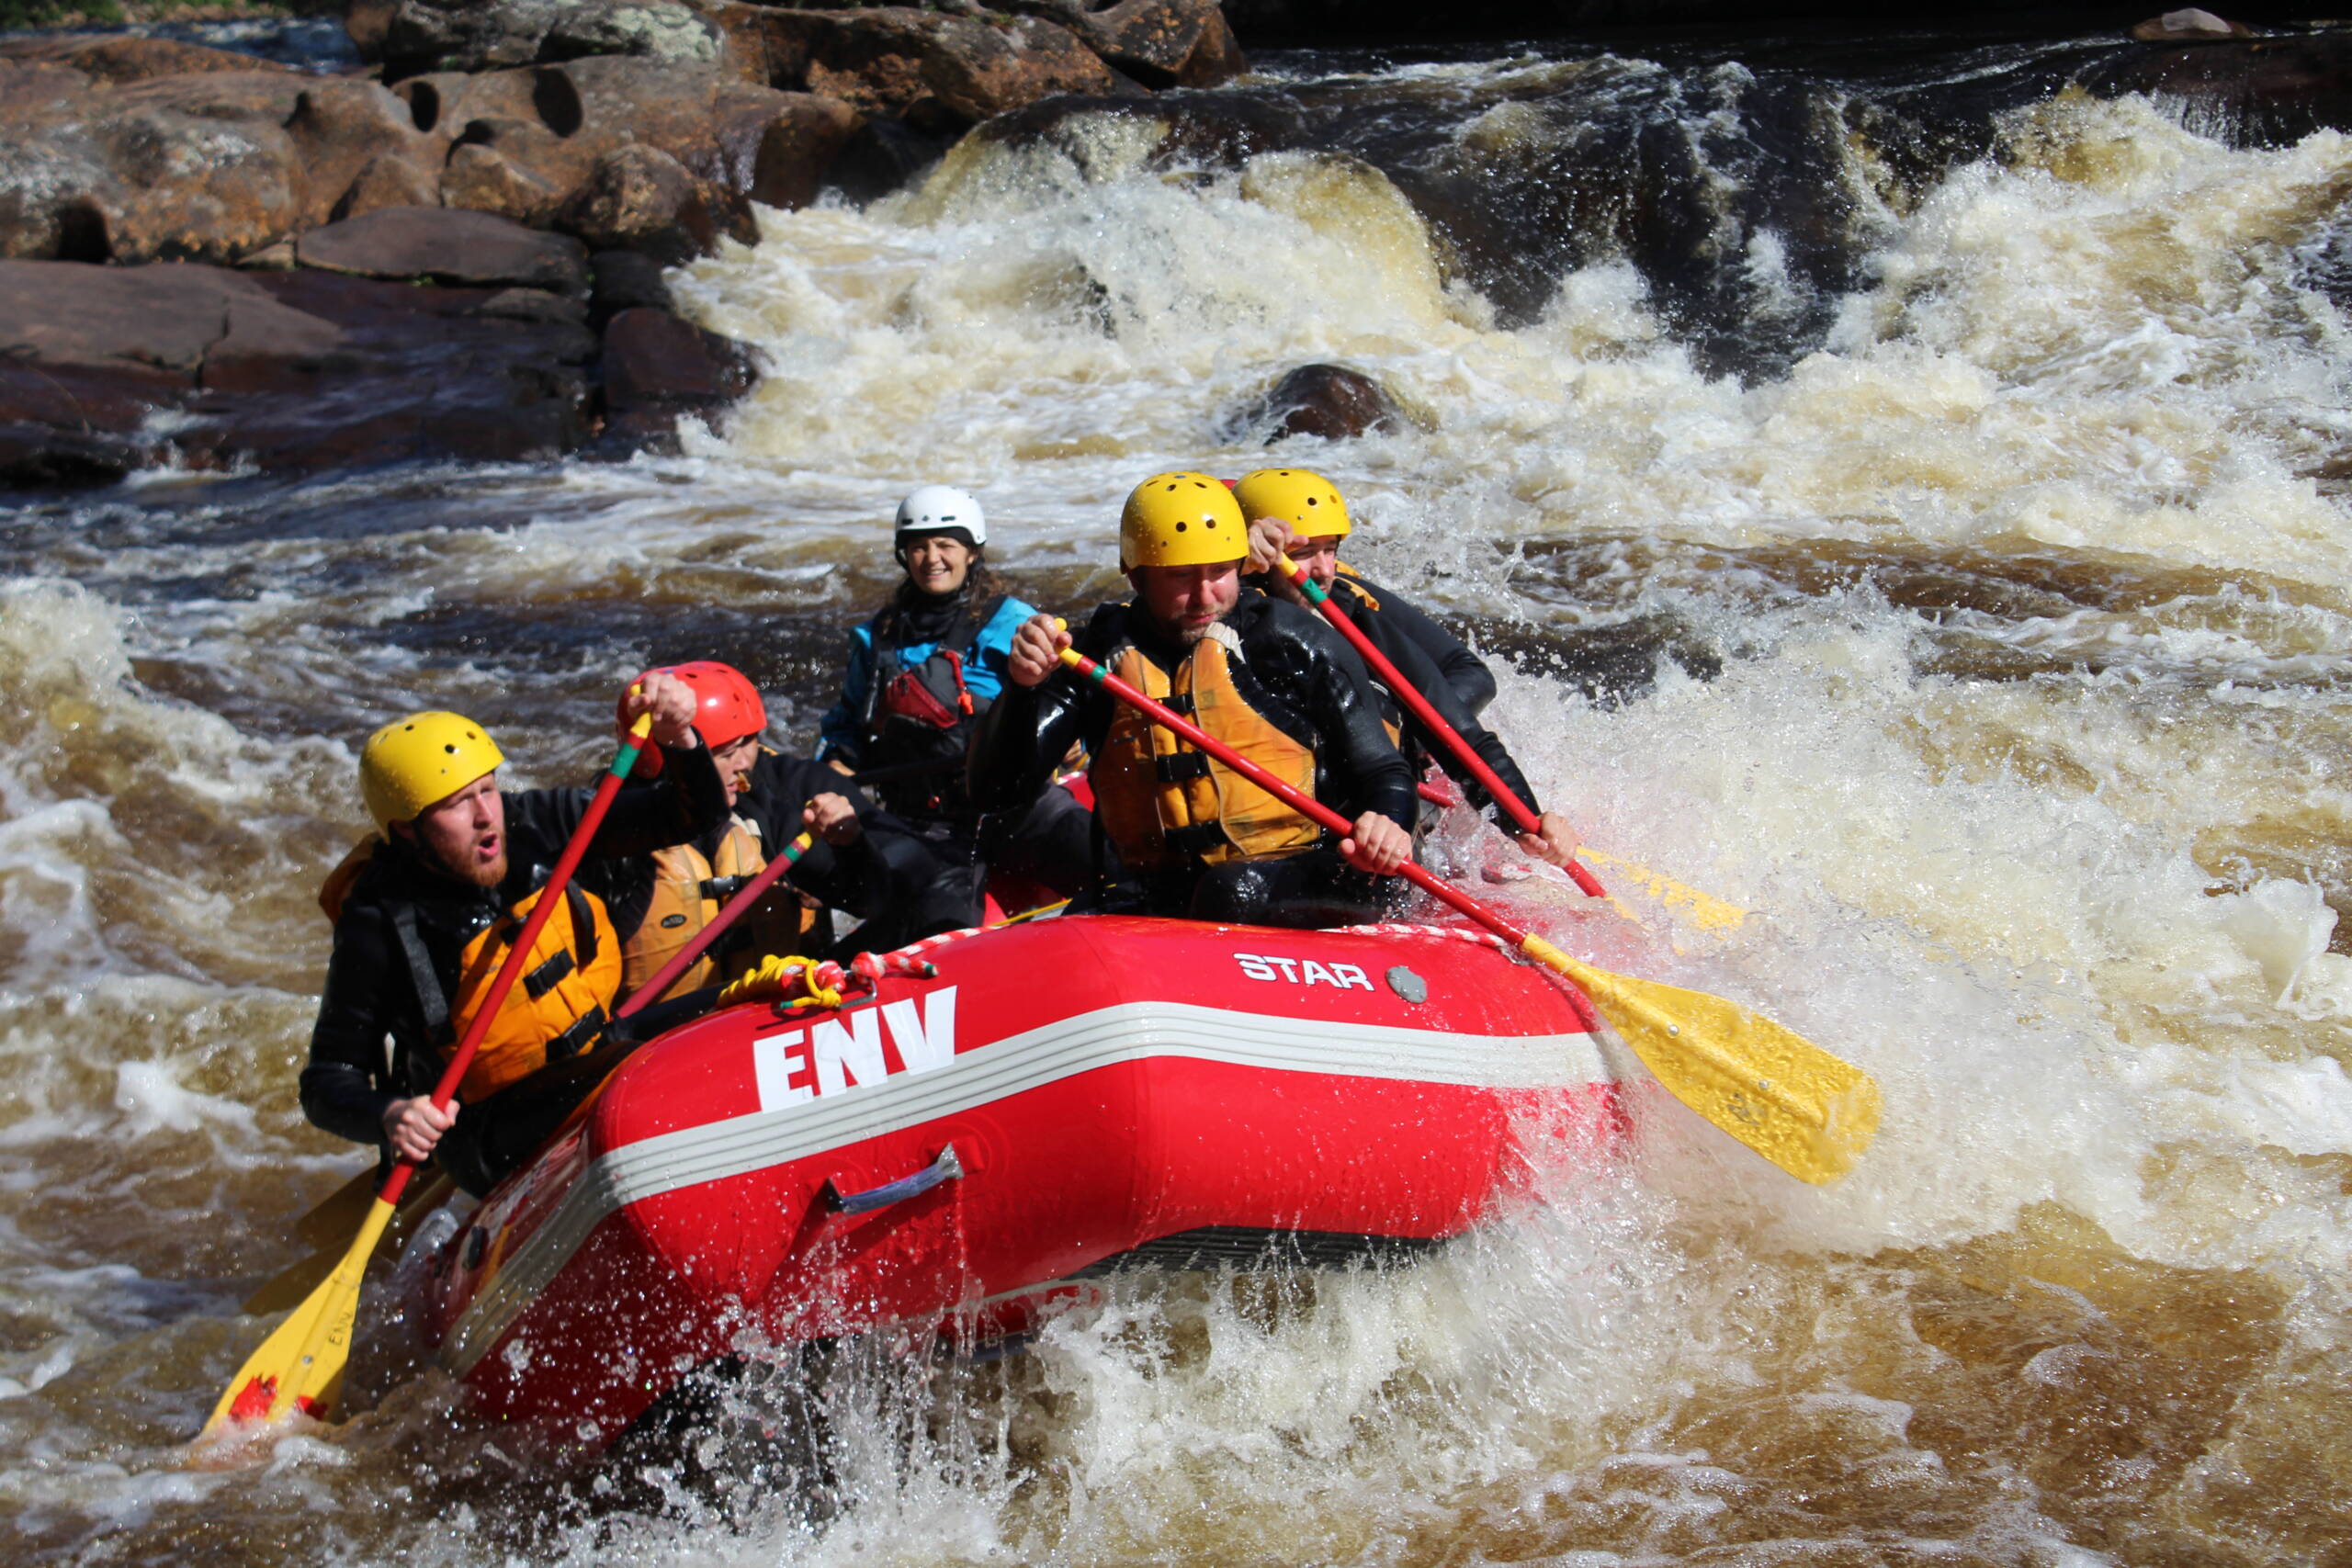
left=442, top=998, right=1608, bottom=1378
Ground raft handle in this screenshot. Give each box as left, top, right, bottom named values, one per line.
left=823, top=1143, right=965, bottom=1216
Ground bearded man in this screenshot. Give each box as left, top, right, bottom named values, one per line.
left=301, top=674, right=724, bottom=1195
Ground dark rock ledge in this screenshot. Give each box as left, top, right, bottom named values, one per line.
left=0, top=2, right=1245, bottom=486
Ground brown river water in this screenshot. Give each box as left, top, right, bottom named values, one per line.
left=3, top=25, right=2350, bottom=1567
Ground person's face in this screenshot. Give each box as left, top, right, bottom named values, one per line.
left=1285, top=533, right=1340, bottom=591
left=401, top=772, right=506, bottom=888
left=711, top=734, right=758, bottom=805
left=900, top=533, right=974, bottom=596
left=1128, top=559, right=1242, bottom=647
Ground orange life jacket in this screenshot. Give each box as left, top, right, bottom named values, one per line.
left=621, top=815, right=814, bottom=1003
left=1091, top=622, right=1322, bottom=870
left=323, top=836, right=623, bottom=1103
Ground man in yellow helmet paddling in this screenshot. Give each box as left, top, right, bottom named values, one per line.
left=1235, top=468, right=1581, bottom=870
left=302, top=676, right=726, bottom=1195
left=974, top=471, right=1416, bottom=928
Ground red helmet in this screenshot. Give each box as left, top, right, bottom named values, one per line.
left=616, top=661, right=766, bottom=776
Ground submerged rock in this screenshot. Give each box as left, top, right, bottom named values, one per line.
left=1235, top=364, right=1407, bottom=445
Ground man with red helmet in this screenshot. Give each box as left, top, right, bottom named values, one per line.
left=587, top=661, right=908, bottom=999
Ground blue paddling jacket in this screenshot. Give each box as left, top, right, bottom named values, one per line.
left=818, top=586, right=1036, bottom=824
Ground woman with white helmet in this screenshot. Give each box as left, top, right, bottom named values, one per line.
left=817, top=484, right=1091, bottom=931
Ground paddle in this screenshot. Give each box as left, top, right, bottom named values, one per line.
left=243, top=1168, right=458, bottom=1316
left=1414, top=775, right=1748, bottom=933
left=1051, top=633, right=1879, bottom=1186
left=616, top=828, right=813, bottom=1011
left=1268, top=554, right=1607, bottom=895
left=1280, top=555, right=1748, bottom=932
left=249, top=816, right=821, bottom=1319
left=202, top=708, right=663, bottom=1438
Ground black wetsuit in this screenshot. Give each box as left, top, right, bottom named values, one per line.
left=301, top=739, right=727, bottom=1195
left=973, top=592, right=1418, bottom=929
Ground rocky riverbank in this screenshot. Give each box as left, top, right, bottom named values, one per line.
left=0, top=1, right=1241, bottom=483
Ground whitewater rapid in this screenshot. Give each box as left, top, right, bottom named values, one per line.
left=2, top=38, right=2349, bottom=1566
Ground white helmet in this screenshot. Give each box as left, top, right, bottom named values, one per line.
left=893, top=484, right=986, bottom=546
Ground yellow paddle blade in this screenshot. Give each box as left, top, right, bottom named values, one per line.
left=1579, top=849, right=1748, bottom=932
left=1523, top=936, right=1881, bottom=1185
left=203, top=1195, right=396, bottom=1438
left=250, top=1170, right=456, bottom=1314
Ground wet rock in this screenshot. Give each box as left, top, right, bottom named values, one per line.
left=296, top=207, right=592, bottom=294
left=750, top=95, right=866, bottom=210
left=0, top=256, right=605, bottom=484
left=1238, top=364, right=1405, bottom=445
left=2131, top=9, right=2251, bottom=42
left=596, top=304, right=759, bottom=456
left=2082, top=32, right=2352, bottom=147
left=558, top=144, right=723, bottom=264
left=473, top=287, right=590, bottom=327
left=0, top=258, right=331, bottom=376
left=589, top=249, right=674, bottom=327
left=820, top=116, right=955, bottom=206
left=177, top=268, right=599, bottom=470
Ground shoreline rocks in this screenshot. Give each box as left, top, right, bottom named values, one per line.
left=0, top=207, right=750, bottom=486
left=0, top=1, right=1244, bottom=488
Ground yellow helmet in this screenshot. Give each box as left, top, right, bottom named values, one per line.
left=1233, top=468, right=1350, bottom=540
left=359, top=711, right=505, bottom=831
left=1120, top=471, right=1248, bottom=570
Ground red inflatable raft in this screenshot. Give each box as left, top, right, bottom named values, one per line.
left=405, top=913, right=1625, bottom=1452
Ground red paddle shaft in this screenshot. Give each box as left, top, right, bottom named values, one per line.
left=616, top=830, right=813, bottom=1017
left=1272, top=557, right=1605, bottom=897
left=1058, top=645, right=1544, bottom=944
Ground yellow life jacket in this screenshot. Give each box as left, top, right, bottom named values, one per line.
left=1091, top=622, right=1322, bottom=870
left=385, top=881, right=622, bottom=1104
left=621, top=815, right=814, bottom=1003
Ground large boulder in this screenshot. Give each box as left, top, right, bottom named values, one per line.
left=0, top=63, right=316, bottom=265
left=751, top=94, right=866, bottom=210
left=376, top=0, right=729, bottom=78
left=558, top=144, right=726, bottom=263
left=0, top=255, right=607, bottom=482
left=284, top=79, right=445, bottom=228
left=2081, top=32, right=2352, bottom=147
